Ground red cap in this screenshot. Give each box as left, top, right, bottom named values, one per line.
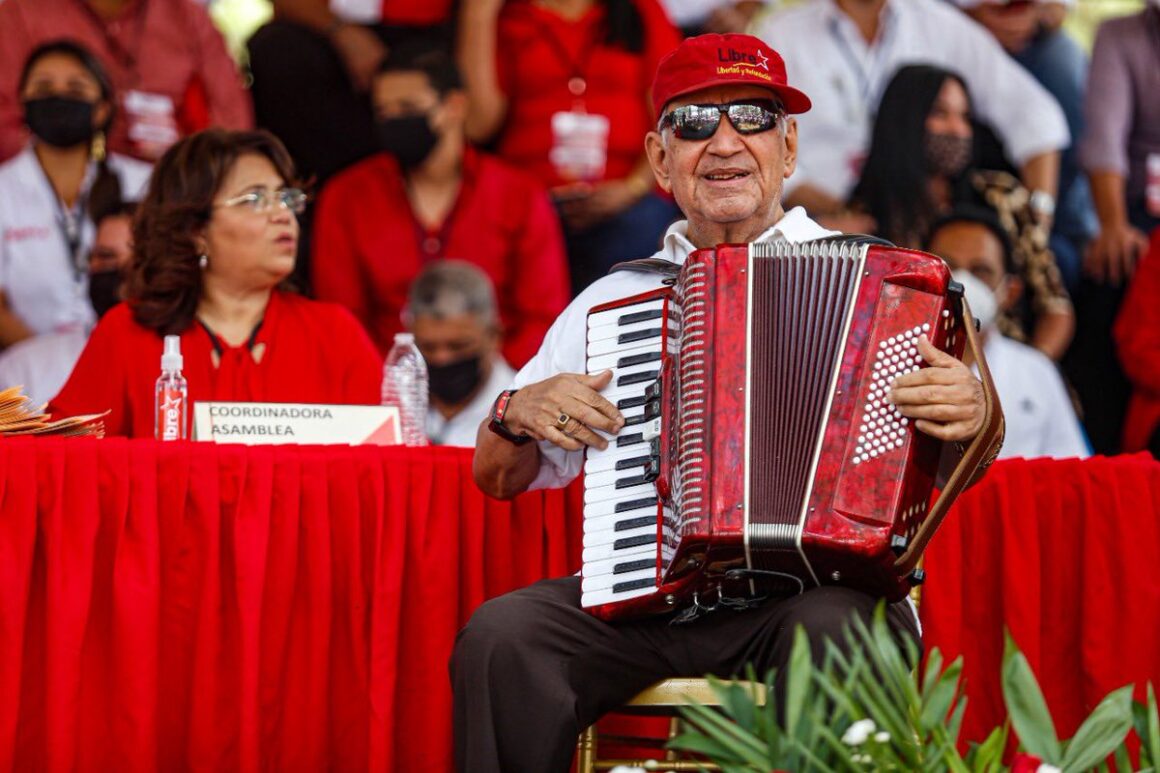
left=651, top=33, right=811, bottom=119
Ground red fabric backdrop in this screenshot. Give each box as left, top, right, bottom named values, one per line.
left=1, top=439, right=1158, bottom=770
left=921, top=453, right=1160, bottom=744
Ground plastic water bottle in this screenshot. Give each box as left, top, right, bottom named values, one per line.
left=382, top=332, right=429, bottom=446
left=155, top=335, right=188, bottom=441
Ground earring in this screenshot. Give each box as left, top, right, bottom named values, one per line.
left=198, top=254, right=208, bottom=270
left=91, top=130, right=106, bottom=163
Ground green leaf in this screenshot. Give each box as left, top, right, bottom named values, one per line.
left=965, top=722, right=1010, bottom=773
left=1001, top=633, right=1061, bottom=762
left=920, top=657, right=964, bottom=731
left=1146, top=683, right=1160, bottom=769
left=784, top=626, right=812, bottom=737
left=1060, top=684, right=1134, bottom=773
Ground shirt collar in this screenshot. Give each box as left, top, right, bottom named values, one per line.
left=822, top=0, right=899, bottom=40
left=659, top=207, right=833, bottom=264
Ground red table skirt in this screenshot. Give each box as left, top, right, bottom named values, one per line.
left=2, top=438, right=1157, bottom=770
left=921, top=453, right=1160, bottom=744
left=0, top=438, right=581, bottom=772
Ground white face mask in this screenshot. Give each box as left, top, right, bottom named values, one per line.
left=952, top=269, right=999, bottom=332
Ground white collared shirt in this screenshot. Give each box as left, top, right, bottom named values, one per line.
left=752, top=0, right=1070, bottom=201
left=512, top=208, right=837, bottom=490
left=976, top=334, right=1089, bottom=460
left=0, top=145, right=151, bottom=336
left=427, top=357, right=516, bottom=447
left=0, top=328, right=88, bottom=406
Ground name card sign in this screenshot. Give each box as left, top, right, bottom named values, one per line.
left=193, top=402, right=401, bottom=446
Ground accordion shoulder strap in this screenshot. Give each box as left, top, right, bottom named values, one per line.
left=894, top=297, right=1006, bottom=574
left=607, top=257, right=681, bottom=278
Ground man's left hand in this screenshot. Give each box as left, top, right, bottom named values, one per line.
left=888, top=335, right=984, bottom=443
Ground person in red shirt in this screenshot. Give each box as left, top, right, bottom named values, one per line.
left=459, top=0, right=683, bottom=292
left=0, top=0, right=252, bottom=163
left=1114, top=228, right=1160, bottom=456
left=312, top=43, right=570, bottom=368
left=50, top=129, right=382, bottom=438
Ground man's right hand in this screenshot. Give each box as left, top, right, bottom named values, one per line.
left=1084, top=221, right=1150, bottom=286
left=504, top=371, right=625, bottom=452
left=329, top=23, right=387, bottom=92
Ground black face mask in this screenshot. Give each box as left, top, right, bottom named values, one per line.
left=428, top=354, right=484, bottom=405
left=376, top=114, right=439, bottom=169
left=24, top=96, right=97, bottom=148
left=87, top=270, right=122, bottom=318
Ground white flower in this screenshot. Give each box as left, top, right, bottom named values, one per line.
left=842, top=718, right=877, bottom=746
left=873, top=730, right=891, bottom=743
left=851, top=753, right=872, bottom=764
left=1036, top=766, right=1062, bottom=773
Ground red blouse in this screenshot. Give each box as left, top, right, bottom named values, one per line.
left=495, top=0, right=680, bottom=188
left=1114, top=229, right=1160, bottom=451
left=311, top=148, right=570, bottom=368
left=49, top=291, right=383, bottom=438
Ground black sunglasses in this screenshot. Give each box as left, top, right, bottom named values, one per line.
left=658, top=100, right=784, bottom=141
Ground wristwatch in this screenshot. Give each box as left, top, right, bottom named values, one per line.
left=1029, top=189, right=1056, bottom=220
left=488, top=389, right=532, bottom=445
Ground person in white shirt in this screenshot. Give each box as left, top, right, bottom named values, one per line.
left=0, top=199, right=136, bottom=405
left=453, top=33, right=991, bottom=773
left=408, top=260, right=516, bottom=447
left=750, top=0, right=1068, bottom=231
left=927, top=205, right=1089, bottom=460
left=0, top=41, right=151, bottom=348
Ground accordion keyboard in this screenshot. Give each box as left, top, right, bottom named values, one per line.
left=581, top=296, right=674, bottom=608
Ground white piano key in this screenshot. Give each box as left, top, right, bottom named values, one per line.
left=587, top=299, right=665, bottom=331
left=582, top=511, right=657, bottom=534
left=583, top=480, right=656, bottom=505
left=586, top=316, right=672, bottom=343
left=582, top=522, right=656, bottom=548
left=588, top=331, right=671, bottom=357
left=583, top=538, right=659, bottom=564
left=584, top=446, right=651, bottom=475
left=582, top=566, right=658, bottom=593
left=581, top=495, right=657, bottom=520
left=582, top=548, right=657, bottom=578
left=586, top=344, right=662, bottom=373
left=581, top=583, right=655, bottom=608
left=584, top=466, right=653, bottom=492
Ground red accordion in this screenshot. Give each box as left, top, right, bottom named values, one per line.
left=581, top=239, right=1003, bottom=621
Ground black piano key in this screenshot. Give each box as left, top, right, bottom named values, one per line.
left=616, top=351, right=662, bottom=368
left=615, top=515, right=656, bottom=531
left=613, top=533, right=657, bottom=550
left=613, top=559, right=655, bottom=574
left=617, top=395, right=647, bottom=409
left=615, top=473, right=651, bottom=489
left=616, top=433, right=644, bottom=448
left=622, top=414, right=646, bottom=427
left=617, top=370, right=659, bottom=387
left=617, top=328, right=662, bottom=345
left=614, top=497, right=655, bottom=513
left=614, top=455, right=650, bottom=470
left=612, top=577, right=656, bottom=593
left=617, top=309, right=663, bottom=326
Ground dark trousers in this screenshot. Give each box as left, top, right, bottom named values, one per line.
left=450, top=576, right=920, bottom=773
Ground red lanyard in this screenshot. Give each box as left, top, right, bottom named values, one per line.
left=406, top=177, right=469, bottom=263
left=524, top=5, right=603, bottom=97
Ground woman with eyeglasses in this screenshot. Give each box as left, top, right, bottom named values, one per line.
left=49, top=129, right=382, bottom=437
left=0, top=40, right=152, bottom=350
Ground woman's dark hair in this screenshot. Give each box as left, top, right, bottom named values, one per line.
left=126, top=128, right=301, bottom=336
left=19, top=40, right=122, bottom=220
left=849, top=64, right=972, bottom=247
left=603, top=0, right=644, bottom=53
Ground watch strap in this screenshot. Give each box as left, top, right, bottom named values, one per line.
left=488, top=389, right=532, bottom=446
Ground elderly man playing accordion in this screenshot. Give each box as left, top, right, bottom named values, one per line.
left=457, top=33, right=995, bottom=773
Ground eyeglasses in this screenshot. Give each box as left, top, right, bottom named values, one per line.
left=217, top=188, right=307, bottom=216
left=658, top=100, right=784, bottom=141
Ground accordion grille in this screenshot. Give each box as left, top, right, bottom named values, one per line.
left=747, top=241, right=865, bottom=544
